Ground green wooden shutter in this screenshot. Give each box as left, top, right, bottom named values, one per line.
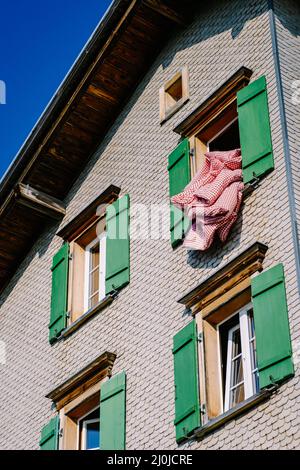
left=106, top=195, right=130, bottom=296
left=237, top=75, right=274, bottom=184
left=100, top=371, right=126, bottom=450
left=39, top=416, right=59, bottom=450
left=173, top=320, right=201, bottom=443
left=168, top=139, right=191, bottom=248
left=251, top=263, right=294, bottom=389
left=49, top=243, right=69, bottom=343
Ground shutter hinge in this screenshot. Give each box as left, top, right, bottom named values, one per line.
left=266, top=375, right=280, bottom=393
left=111, top=286, right=119, bottom=299
left=197, top=332, right=203, bottom=343
left=200, top=404, right=206, bottom=415
left=190, top=148, right=195, bottom=158
left=249, top=173, right=260, bottom=189
left=66, top=311, right=71, bottom=319
left=59, top=428, right=63, bottom=438
left=68, top=253, right=73, bottom=261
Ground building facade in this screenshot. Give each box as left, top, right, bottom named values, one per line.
left=0, top=0, right=300, bottom=450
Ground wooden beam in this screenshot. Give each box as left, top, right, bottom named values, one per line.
left=46, top=351, right=116, bottom=410
left=14, top=183, right=65, bottom=220
left=173, top=66, right=253, bottom=137
left=178, top=242, right=268, bottom=309
left=57, top=184, right=120, bottom=241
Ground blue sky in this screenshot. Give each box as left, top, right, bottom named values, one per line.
left=0, top=0, right=112, bottom=179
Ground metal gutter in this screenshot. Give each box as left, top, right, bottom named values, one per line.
left=0, top=0, right=131, bottom=203
left=268, top=0, right=300, bottom=296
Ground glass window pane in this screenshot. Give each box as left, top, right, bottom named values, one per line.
left=90, top=243, right=100, bottom=270
left=232, top=328, right=242, bottom=358
left=89, top=269, right=99, bottom=297
left=86, top=421, right=100, bottom=450
left=248, top=309, right=255, bottom=339
left=89, top=293, right=99, bottom=309
left=231, top=355, right=244, bottom=387
left=230, top=383, right=245, bottom=408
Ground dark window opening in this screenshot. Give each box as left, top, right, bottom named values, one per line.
left=209, top=119, right=240, bottom=152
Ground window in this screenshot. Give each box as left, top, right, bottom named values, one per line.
left=41, top=353, right=127, bottom=451
left=84, top=233, right=106, bottom=311
left=49, top=187, right=130, bottom=342
left=69, top=218, right=106, bottom=322
left=78, top=407, right=100, bottom=450
left=173, top=67, right=275, bottom=184
left=168, top=68, right=275, bottom=248
left=173, top=244, right=294, bottom=443
left=220, top=305, right=258, bottom=412
left=159, top=66, right=189, bottom=123
left=190, top=102, right=241, bottom=178
left=199, top=298, right=259, bottom=421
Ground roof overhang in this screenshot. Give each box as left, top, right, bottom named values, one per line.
left=0, top=0, right=193, bottom=292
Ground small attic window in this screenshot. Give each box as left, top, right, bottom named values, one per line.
left=160, top=66, right=189, bottom=124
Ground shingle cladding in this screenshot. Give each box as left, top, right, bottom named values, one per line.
left=0, top=0, right=300, bottom=450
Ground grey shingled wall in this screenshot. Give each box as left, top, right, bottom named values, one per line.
left=0, top=0, right=299, bottom=450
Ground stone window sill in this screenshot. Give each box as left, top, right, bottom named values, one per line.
left=55, top=294, right=115, bottom=342
left=189, top=389, right=274, bottom=443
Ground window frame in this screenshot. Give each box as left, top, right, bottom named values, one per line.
left=159, top=66, right=189, bottom=124
left=221, top=303, right=258, bottom=412
left=77, top=405, right=100, bottom=451
left=84, top=232, right=107, bottom=313
left=198, top=301, right=260, bottom=423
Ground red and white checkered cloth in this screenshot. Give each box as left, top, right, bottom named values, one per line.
left=171, top=149, right=244, bottom=250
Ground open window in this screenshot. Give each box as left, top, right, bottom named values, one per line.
left=49, top=186, right=130, bottom=342
left=173, top=67, right=252, bottom=178
left=222, top=306, right=258, bottom=412
left=203, top=301, right=259, bottom=419
left=173, top=243, right=294, bottom=443
left=173, top=66, right=274, bottom=184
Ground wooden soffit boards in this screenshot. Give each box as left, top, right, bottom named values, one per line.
left=46, top=351, right=116, bottom=410
left=173, top=66, right=253, bottom=137
left=57, top=185, right=120, bottom=242
left=0, top=0, right=190, bottom=205
left=0, top=0, right=190, bottom=293
left=178, top=242, right=268, bottom=311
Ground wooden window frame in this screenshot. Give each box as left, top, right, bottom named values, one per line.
left=159, top=66, right=189, bottom=124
